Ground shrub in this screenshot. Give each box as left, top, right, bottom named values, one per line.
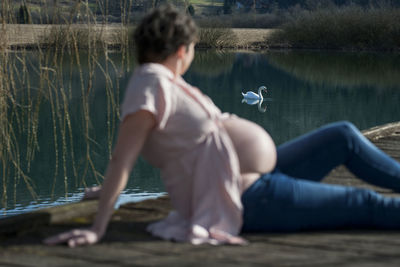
left=111, top=26, right=135, bottom=50
left=197, top=27, right=238, bottom=49
left=266, top=6, right=400, bottom=50
left=40, top=26, right=106, bottom=50
left=17, top=4, right=32, bottom=24
left=187, top=5, right=195, bottom=16
left=195, top=13, right=285, bottom=29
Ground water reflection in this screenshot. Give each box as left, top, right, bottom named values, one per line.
left=190, top=50, right=235, bottom=76
left=185, top=51, right=400, bottom=145
left=241, top=98, right=268, bottom=113
left=266, top=51, right=400, bottom=89
left=1, top=49, right=400, bottom=217
left=0, top=50, right=158, bottom=217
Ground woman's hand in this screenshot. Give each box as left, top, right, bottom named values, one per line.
left=44, top=186, right=103, bottom=247
left=82, top=186, right=102, bottom=201
left=43, top=227, right=103, bottom=248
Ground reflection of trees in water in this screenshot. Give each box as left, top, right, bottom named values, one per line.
left=186, top=51, right=400, bottom=148
left=266, top=51, right=400, bottom=89
left=0, top=50, right=140, bottom=213
left=190, top=50, right=235, bottom=77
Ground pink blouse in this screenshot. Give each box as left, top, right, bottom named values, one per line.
left=121, top=63, right=246, bottom=245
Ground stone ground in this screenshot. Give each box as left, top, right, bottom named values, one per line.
left=1, top=121, right=400, bottom=266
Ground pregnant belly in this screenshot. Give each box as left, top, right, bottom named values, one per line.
left=222, top=117, right=277, bottom=174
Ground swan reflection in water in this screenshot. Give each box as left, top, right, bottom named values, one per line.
left=241, top=98, right=268, bottom=113
left=241, top=86, right=271, bottom=113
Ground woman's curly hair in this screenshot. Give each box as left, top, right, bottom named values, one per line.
left=133, top=5, right=198, bottom=64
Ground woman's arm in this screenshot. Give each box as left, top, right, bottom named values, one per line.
left=44, top=110, right=156, bottom=247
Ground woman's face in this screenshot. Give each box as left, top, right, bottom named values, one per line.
left=181, top=42, right=195, bottom=75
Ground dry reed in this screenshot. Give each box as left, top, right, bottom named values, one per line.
left=267, top=5, right=400, bottom=51
left=0, top=0, right=130, bottom=213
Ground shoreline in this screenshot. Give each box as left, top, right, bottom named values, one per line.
left=2, top=24, right=398, bottom=52
left=2, top=24, right=274, bottom=50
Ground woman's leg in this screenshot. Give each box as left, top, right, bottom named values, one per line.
left=275, top=121, right=400, bottom=191
left=242, top=171, right=400, bottom=232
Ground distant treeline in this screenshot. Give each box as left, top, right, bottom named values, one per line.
left=0, top=0, right=191, bottom=24
left=252, top=0, right=399, bottom=9
left=227, top=0, right=399, bottom=13
left=2, top=0, right=400, bottom=24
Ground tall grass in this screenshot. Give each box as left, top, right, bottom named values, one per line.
left=40, top=26, right=104, bottom=50
left=0, top=48, right=39, bottom=210
left=41, top=24, right=234, bottom=50
left=39, top=24, right=136, bottom=51
left=0, top=0, right=132, bottom=213
left=197, top=27, right=237, bottom=48
left=267, top=5, right=400, bottom=50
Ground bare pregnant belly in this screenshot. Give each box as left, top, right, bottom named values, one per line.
left=222, top=117, right=277, bottom=191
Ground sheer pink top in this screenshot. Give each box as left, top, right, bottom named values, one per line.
left=121, top=63, right=245, bottom=245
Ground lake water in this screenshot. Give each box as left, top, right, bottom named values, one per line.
left=1, top=50, right=400, bottom=217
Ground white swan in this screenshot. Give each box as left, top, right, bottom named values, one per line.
left=241, top=86, right=267, bottom=100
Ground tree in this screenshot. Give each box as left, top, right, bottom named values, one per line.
left=187, top=4, right=195, bottom=16
left=18, top=3, right=31, bottom=24
left=224, top=0, right=236, bottom=14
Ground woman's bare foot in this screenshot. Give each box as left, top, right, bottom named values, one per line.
left=82, top=186, right=102, bottom=201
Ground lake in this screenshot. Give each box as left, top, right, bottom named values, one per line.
left=1, top=50, right=399, bottom=217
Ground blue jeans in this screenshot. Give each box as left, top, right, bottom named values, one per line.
left=241, top=121, right=400, bottom=232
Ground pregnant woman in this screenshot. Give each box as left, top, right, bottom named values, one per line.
left=45, top=5, right=400, bottom=247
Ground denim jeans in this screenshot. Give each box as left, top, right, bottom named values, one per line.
left=241, top=121, right=400, bottom=232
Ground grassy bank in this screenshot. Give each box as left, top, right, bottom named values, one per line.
left=3, top=24, right=271, bottom=50
left=4, top=1, right=400, bottom=51
left=267, top=6, right=400, bottom=51
left=40, top=25, right=240, bottom=50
